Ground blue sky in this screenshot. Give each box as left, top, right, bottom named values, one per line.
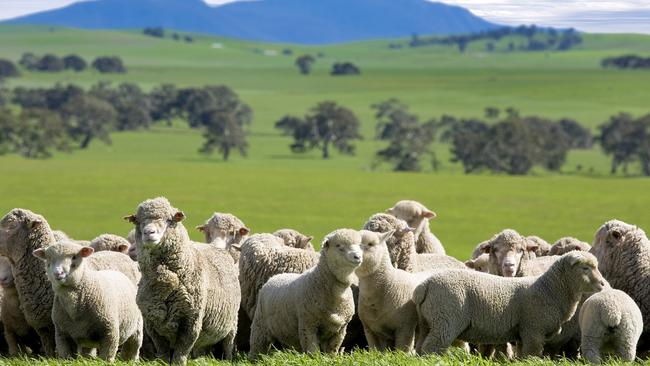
left=1, top=0, right=649, bottom=34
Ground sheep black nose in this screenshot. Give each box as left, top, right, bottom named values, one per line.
left=353, top=254, right=361, bottom=261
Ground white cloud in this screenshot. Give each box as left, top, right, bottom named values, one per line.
left=0, top=0, right=649, bottom=33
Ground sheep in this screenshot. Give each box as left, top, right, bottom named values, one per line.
left=362, top=213, right=464, bottom=273
left=272, top=229, right=315, bottom=251
left=590, top=219, right=650, bottom=352
left=465, top=253, right=490, bottom=273
left=579, top=288, right=643, bottom=363
left=0, top=256, right=40, bottom=355
left=89, top=234, right=131, bottom=255
left=478, top=229, right=541, bottom=277
left=196, top=212, right=249, bottom=262
left=526, top=236, right=551, bottom=257
left=386, top=200, right=445, bottom=255
left=33, top=241, right=142, bottom=361
left=0, top=209, right=142, bottom=356
left=125, top=197, right=240, bottom=365
left=414, top=251, right=607, bottom=357
left=355, top=229, right=432, bottom=352
left=550, top=237, right=591, bottom=256
left=52, top=230, right=70, bottom=242
left=249, top=228, right=363, bottom=358
left=126, top=229, right=138, bottom=261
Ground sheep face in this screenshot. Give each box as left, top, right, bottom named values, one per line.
left=127, top=244, right=137, bottom=261
left=465, top=253, right=489, bottom=273
left=386, top=200, right=436, bottom=229
left=273, top=229, right=314, bottom=250
left=196, top=213, right=249, bottom=248
left=0, top=256, right=14, bottom=288
left=591, top=220, right=639, bottom=257
left=482, top=229, right=537, bottom=277
left=322, top=229, right=364, bottom=270
left=0, top=209, right=49, bottom=260
left=564, top=252, right=607, bottom=293
left=356, top=230, right=395, bottom=277
left=33, top=241, right=94, bottom=288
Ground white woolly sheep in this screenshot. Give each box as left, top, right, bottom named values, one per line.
left=272, top=229, right=315, bottom=251
left=126, top=229, right=138, bottom=261
left=249, top=228, right=363, bottom=358
left=579, top=288, right=643, bottom=363
left=386, top=200, right=445, bottom=255
left=196, top=212, right=249, bottom=262
left=125, top=197, right=240, bottom=365
left=0, top=256, right=40, bottom=355
left=550, top=237, right=592, bottom=256
left=478, top=229, right=540, bottom=277
left=590, top=219, right=650, bottom=352
left=526, top=236, right=551, bottom=257
left=356, top=230, right=432, bottom=352
left=52, top=230, right=70, bottom=242
left=89, top=234, right=131, bottom=255
left=414, top=251, right=606, bottom=357
left=33, top=241, right=143, bottom=361
left=465, top=253, right=490, bottom=273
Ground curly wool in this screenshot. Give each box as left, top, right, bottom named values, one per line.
left=90, top=234, right=131, bottom=255
left=550, top=237, right=591, bottom=256
left=273, top=229, right=315, bottom=251
left=526, top=236, right=551, bottom=257
left=197, top=212, right=249, bottom=262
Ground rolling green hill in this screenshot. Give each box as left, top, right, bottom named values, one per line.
left=1, top=25, right=650, bottom=259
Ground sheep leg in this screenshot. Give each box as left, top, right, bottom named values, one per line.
left=79, top=347, right=96, bottom=357
left=414, top=315, right=429, bottom=354
left=580, top=334, right=602, bottom=364
left=519, top=334, right=544, bottom=358
left=249, top=317, right=273, bottom=359
left=221, top=329, right=236, bottom=360
left=54, top=327, right=76, bottom=359
left=97, top=327, right=120, bottom=362
left=121, top=328, right=143, bottom=361
left=4, top=328, right=21, bottom=356
left=615, top=339, right=636, bottom=362
left=394, top=325, right=416, bottom=353
left=298, top=321, right=320, bottom=353
left=170, top=318, right=201, bottom=365
left=321, top=329, right=347, bottom=355
left=37, top=326, right=57, bottom=357
left=364, top=327, right=382, bottom=350
left=146, top=322, right=171, bottom=362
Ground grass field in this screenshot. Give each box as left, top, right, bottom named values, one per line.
left=0, top=25, right=650, bottom=365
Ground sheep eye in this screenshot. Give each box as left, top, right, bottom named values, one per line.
left=72, top=255, right=77, bottom=260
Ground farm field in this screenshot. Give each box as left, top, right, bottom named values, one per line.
left=0, top=25, right=650, bottom=366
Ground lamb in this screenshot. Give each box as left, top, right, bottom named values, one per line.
left=386, top=200, right=445, bottom=255
left=196, top=212, right=249, bottom=262
left=125, top=197, right=240, bottom=365
left=0, top=256, right=40, bottom=355
left=464, top=253, right=490, bottom=273
left=362, top=213, right=464, bottom=273
left=590, top=219, right=650, bottom=352
left=272, top=229, right=315, bottom=251
left=550, top=237, right=591, bottom=256
left=33, top=241, right=142, bottom=361
left=89, top=234, right=131, bottom=255
left=414, top=251, right=607, bottom=357
left=355, top=230, right=432, bottom=352
left=249, top=228, right=363, bottom=358
left=579, top=288, right=643, bottom=363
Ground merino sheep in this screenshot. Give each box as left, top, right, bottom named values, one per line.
left=125, top=197, right=240, bottom=365
left=579, top=288, right=643, bottom=363
left=33, top=241, right=142, bottom=361
left=550, top=237, right=592, bottom=256
left=249, top=229, right=363, bottom=358
left=356, top=230, right=432, bottom=352
left=0, top=256, right=40, bottom=355
left=89, top=234, right=131, bottom=255
left=526, top=236, right=551, bottom=257
left=386, top=200, right=445, bottom=255
left=196, top=212, right=249, bottom=262
left=590, top=219, right=650, bottom=352
left=362, top=213, right=463, bottom=273
left=478, top=229, right=540, bottom=277
left=272, top=229, right=315, bottom=251
left=465, top=253, right=490, bottom=273
left=414, top=251, right=606, bottom=357
left=52, top=230, right=70, bottom=242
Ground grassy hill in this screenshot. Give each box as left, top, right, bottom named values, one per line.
left=1, top=25, right=650, bottom=259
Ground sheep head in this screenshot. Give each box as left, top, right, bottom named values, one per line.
left=481, top=229, right=537, bottom=277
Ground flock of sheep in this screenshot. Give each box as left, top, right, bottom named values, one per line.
left=0, top=197, right=648, bottom=365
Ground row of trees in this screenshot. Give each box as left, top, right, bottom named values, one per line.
left=0, top=82, right=251, bottom=160
left=294, top=55, right=360, bottom=76
left=143, top=27, right=194, bottom=43
left=404, top=25, right=582, bottom=53
left=0, top=53, right=127, bottom=74
left=601, top=55, right=650, bottom=70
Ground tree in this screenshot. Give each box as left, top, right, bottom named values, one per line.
left=295, top=55, right=315, bottom=75
left=198, top=107, right=251, bottom=161
left=0, top=59, right=20, bottom=78
left=275, top=101, right=362, bottom=159
left=12, top=84, right=83, bottom=110
left=91, top=56, right=126, bottom=73
left=19, top=52, right=39, bottom=70
left=372, top=99, right=437, bottom=171
left=484, top=107, right=500, bottom=119
left=447, top=119, right=490, bottom=173
left=143, top=27, right=165, bottom=38
left=63, top=55, right=87, bottom=72
left=486, top=42, right=495, bottom=52
left=558, top=118, right=593, bottom=149
left=89, top=82, right=152, bottom=131
left=36, top=54, right=64, bottom=72
left=150, top=84, right=179, bottom=124
left=598, top=113, right=650, bottom=175
left=331, top=62, right=361, bottom=76
left=61, top=94, right=117, bottom=149
left=0, top=107, right=15, bottom=155
left=13, top=108, right=70, bottom=158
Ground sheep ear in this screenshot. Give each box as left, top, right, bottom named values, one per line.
left=239, top=227, right=250, bottom=236
left=479, top=242, right=492, bottom=254
left=195, top=225, right=206, bottom=233
left=231, top=243, right=242, bottom=252
left=27, top=219, right=43, bottom=230
left=385, top=207, right=395, bottom=214
left=422, top=210, right=436, bottom=219
left=303, top=236, right=314, bottom=245
left=611, top=230, right=622, bottom=241
left=79, top=247, right=94, bottom=258
left=117, top=244, right=129, bottom=253
left=173, top=211, right=185, bottom=223
left=464, top=259, right=476, bottom=269
left=123, top=215, right=137, bottom=224
left=525, top=242, right=539, bottom=253
left=322, top=239, right=329, bottom=249
left=568, top=252, right=583, bottom=266
left=32, top=248, right=46, bottom=260
left=378, top=229, right=395, bottom=243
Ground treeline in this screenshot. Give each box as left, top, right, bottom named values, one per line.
left=294, top=55, right=360, bottom=76
left=0, top=53, right=126, bottom=76
left=143, top=27, right=194, bottom=43
left=601, top=55, right=650, bottom=70
left=0, top=82, right=250, bottom=160
left=399, top=25, right=582, bottom=53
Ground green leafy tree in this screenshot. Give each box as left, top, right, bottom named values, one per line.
left=63, top=55, right=87, bottom=72
left=90, top=82, right=152, bottom=131
left=295, top=55, right=315, bottom=75
left=91, top=56, right=126, bottom=73
left=0, top=59, right=20, bottom=78
left=598, top=113, right=639, bottom=174
left=198, top=107, right=252, bottom=161
left=61, top=94, right=117, bottom=149
left=13, top=108, right=70, bottom=158
left=276, top=101, right=362, bottom=159
left=150, top=84, right=179, bottom=124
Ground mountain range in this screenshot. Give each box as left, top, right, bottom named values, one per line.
left=3, top=0, right=499, bottom=44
